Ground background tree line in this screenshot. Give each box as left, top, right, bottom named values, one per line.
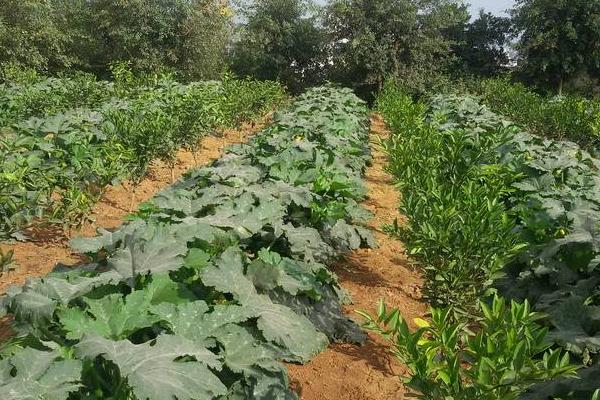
left=1, top=0, right=599, bottom=97
left=0, top=0, right=231, bottom=80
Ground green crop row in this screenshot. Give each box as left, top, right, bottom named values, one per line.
left=370, top=83, right=600, bottom=399
left=471, top=78, right=600, bottom=152
left=0, top=73, right=285, bottom=240
left=0, top=71, right=115, bottom=128
left=0, top=86, right=375, bottom=399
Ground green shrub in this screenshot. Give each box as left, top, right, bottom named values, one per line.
left=473, top=78, right=600, bottom=151
left=220, top=74, right=287, bottom=126
left=358, top=295, right=579, bottom=400
left=377, top=83, right=600, bottom=399
left=0, top=72, right=115, bottom=127
left=377, top=83, right=524, bottom=311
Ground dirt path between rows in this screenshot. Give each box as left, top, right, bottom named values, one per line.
left=0, top=118, right=268, bottom=294
left=287, top=115, right=426, bottom=400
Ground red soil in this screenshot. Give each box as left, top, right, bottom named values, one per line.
left=287, top=115, right=426, bottom=400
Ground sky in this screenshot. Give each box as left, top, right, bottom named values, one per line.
left=468, top=0, right=515, bottom=16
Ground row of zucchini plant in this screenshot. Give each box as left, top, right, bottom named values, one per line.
left=0, top=70, right=284, bottom=240
left=367, top=83, right=600, bottom=399
left=0, top=87, right=375, bottom=399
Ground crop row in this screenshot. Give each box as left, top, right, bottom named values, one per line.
left=471, top=78, right=600, bottom=152
left=372, top=83, right=600, bottom=398
left=0, top=87, right=374, bottom=399
left=0, top=73, right=284, bottom=239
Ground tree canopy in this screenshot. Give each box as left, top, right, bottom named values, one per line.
left=451, top=11, right=512, bottom=77
left=513, top=0, right=600, bottom=94
left=230, top=0, right=324, bottom=93
left=324, top=0, right=469, bottom=95
left=0, top=0, right=231, bottom=80
left=1, top=0, right=600, bottom=96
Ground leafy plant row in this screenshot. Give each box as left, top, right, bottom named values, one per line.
left=0, top=70, right=115, bottom=128
left=0, top=71, right=285, bottom=239
left=373, top=83, right=600, bottom=399
left=0, top=86, right=375, bottom=399
left=471, top=78, right=600, bottom=152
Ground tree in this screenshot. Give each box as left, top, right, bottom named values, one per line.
left=230, top=0, right=325, bottom=93
left=0, top=0, right=78, bottom=73
left=88, top=0, right=189, bottom=75
left=178, top=1, right=233, bottom=80
left=88, top=0, right=232, bottom=79
left=325, top=0, right=469, bottom=96
left=0, top=0, right=232, bottom=80
left=513, top=0, right=600, bottom=94
left=451, top=11, right=512, bottom=77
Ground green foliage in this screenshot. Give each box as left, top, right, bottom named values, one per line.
left=0, top=71, right=114, bottom=126
left=521, top=364, right=600, bottom=400
left=325, top=0, right=469, bottom=97
left=0, top=72, right=284, bottom=239
left=0, top=0, right=231, bottom=80
left=0, top=347, right=83, bottom=400
left=451, top=11, right=512, bottom=77
left=230, top=0, right=324, bottom=93
left=377, top=83, right=524, bottom=310
left=378, top=84, right=600, bottom=399
left=472, top=78, right=600, bottom=151
left=512, top=0, right=600, bottom=94
left=87, top=0, right=231, bottom=79
left=76, top=334, right=227, bottom=400
left=0, top=0, right=78, bottom=73
left=0, top=248, right=16, bottom=277
left=219, top=74, right=288, bottom=126
left=358, top=295, right=579, bottom=400
left=0, top=87, right=374, bottom=399
left=89, top=0, right=190, bottom=74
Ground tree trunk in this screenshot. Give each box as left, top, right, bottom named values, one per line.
left=558, top=77, right=564, bottom=96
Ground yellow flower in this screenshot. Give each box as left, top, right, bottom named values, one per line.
left=219, top=6, right=233, bottom=18
left=413, top=318, right=430, bottom=328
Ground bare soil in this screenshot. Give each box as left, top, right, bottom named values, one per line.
left=287, top=115, right=425, bottom=400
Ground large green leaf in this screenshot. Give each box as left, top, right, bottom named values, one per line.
left=5, top=271, right=120, bottom=324
left=201, top=247, right=257, bottom=302
left=151, top=301, right=254, bottom=346
left=58, top=274, right=189, bottom=340
left=75, top=335, right=226, bottom=400
left=108, top=227, right=187, bottom=279
left=70, top=220, right=146, bottom=254
left=58, top=293, right=157, bottom=341
left=215, top=324, right=298, bottom=400
left=279, top=223, right=334, bottom=262
left=0, top=348, right=82, bottom=400
left=547, top=297, right=600, bottom=354
left=247, top=248, right=326, bottom=298
left=202, top=247, right=328, bottom=361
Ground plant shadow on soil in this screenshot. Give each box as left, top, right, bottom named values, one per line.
left=287, top=116, right=425, bottom=400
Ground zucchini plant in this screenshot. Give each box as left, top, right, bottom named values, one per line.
left=0, top=87, right=374, bottom=399
left=0, top=73, right=285, bottom=240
